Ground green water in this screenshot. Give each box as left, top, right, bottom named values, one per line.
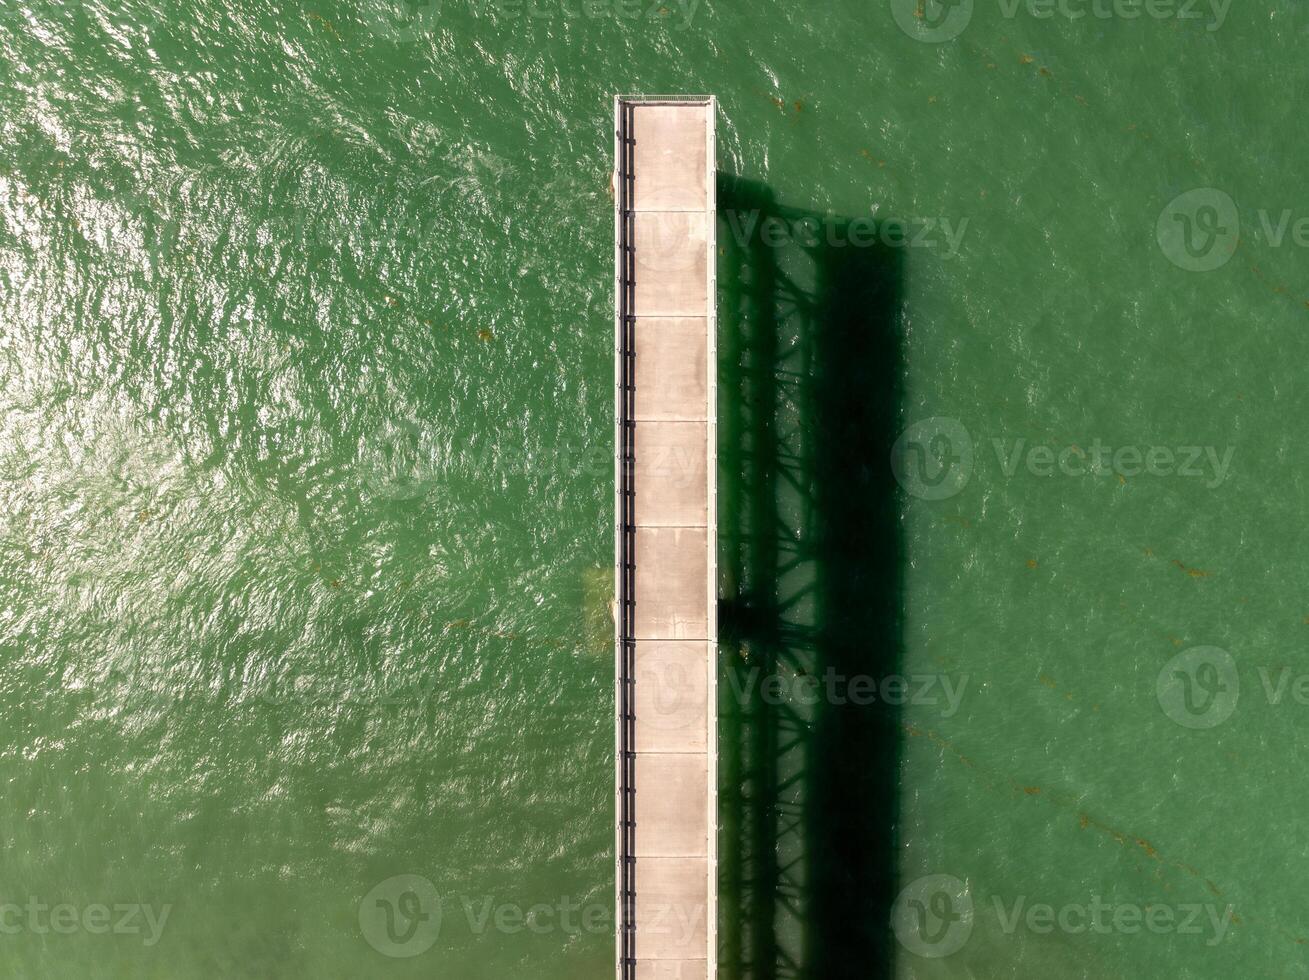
left=2, top=0, right=1307, bottom=976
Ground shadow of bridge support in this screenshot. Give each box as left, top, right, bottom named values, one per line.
left=716, top=175, right=907, bottom=980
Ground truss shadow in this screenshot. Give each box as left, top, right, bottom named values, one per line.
left=717, top=176, right=906, bottom=980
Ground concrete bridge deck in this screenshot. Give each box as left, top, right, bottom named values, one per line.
left=614, top=96, right=717, bottom=980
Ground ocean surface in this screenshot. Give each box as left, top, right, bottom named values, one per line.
left=1, top=0, right=1307, bottom=976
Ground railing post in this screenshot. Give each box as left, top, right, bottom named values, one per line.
left=615, top=98, right=637, bottom=980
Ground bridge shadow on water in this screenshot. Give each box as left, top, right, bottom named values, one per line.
left=717, top=176, right=906, bottom=980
